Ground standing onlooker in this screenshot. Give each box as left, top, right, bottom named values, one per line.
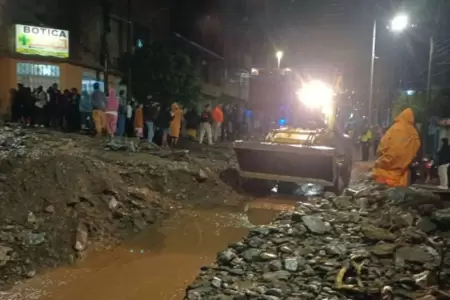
left=133, top=103, right=144, bottom=149
left=222, top=104, right=233, bottom=141
left=212, top=104, right=223, bottom=143
left=33, top=86, right=47, bottom=127
left=22, top=87, right=34, bottom=126
left=105, top=88, right=119, bottom=143
left=91, top=82, right=106, bottom=136
left=144, top=101, right=160, bottom=146
left=79, top=90, right=92, bottom=132
left=116, top=90, right=127, bottom=139
left=47, top=83, right=61, bottom=128
left=126, top=100, right=135, bottom=137
left=118, top=90, right=126, bottom=105
left=184, top=107, right=200, bottom=140
left=437, top=138, right=450, bottom=189
left=372, top=125, right=382, bottom=157
left=360, top=127, right=372, bottom=161
left=199, top=104, right=213, bottom=145
left=60, top=89, right=71, bottom=130
left=67, top=88, right=81, bottom=132
left=157, top=106, right=171, bottom=148
left=116, top=101, right=127, bottom=139
left=231, top=105, right=241, bottom=140
left=169, top=102, right=183, bottom=147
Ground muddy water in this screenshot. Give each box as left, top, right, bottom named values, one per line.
left=3, top=198, right=296, bottom=300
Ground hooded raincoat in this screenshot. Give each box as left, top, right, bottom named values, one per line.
left=169, top=103, right=183, bottom=138
left=105, top=88, right=119, bottom=135
left=372, top=108, right=420, bottom=187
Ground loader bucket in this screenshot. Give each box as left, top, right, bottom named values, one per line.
left=234, top=140, right=336, bottom=187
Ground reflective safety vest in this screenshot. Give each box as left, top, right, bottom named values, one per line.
left=361, top=130, right=372, bottom=142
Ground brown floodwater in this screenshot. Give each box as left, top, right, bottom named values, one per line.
left=2, top=198, right=296, bottom=300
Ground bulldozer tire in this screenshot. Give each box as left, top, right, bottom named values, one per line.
left=239, top=177, right=272, bottom=196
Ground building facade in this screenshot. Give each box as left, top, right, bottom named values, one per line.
left=171, top=0, right=252, bottom=107
left=0, top=0, right=170, bottom=115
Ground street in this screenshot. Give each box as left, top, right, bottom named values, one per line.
left=1, top=125, right=449, bottom=299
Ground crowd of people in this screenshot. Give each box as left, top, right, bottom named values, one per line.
left=9, top=82, right=252, bottom=149
left=9, top=87, right=450, bottom=189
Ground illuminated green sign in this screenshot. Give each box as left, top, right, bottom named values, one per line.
left=15, top=24, right=69, bottom=58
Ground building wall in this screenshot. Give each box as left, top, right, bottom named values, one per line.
left=0, top=0, right=170, bottom=115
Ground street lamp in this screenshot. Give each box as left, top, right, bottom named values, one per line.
left=368, top=14, right=409, bottom=127
left=390, top=15, right=409, bottom=32
left=276, top=51, right=283, bottom=69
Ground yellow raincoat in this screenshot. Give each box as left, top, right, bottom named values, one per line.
left=169, top=103, right=183, bottom=138
left=372, top=108, right=420, bottom=187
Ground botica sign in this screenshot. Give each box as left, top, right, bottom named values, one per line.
left=15, top=24, right=69, bottom=58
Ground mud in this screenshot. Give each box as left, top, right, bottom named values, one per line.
left=1, top=199, right=294, bottom=300
left=0, top=127, right=246, bottom=290
left=0, top=125, right=361, bottom=298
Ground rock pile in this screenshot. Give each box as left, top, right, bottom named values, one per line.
left=184, top=186, right=450, bottom=300
left=0, top=126, right=30, bottom=159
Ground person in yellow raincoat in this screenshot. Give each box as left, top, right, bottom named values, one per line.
left=169, top=102, right=183, bottom=146
left=372, top=108, right=420, bottom=187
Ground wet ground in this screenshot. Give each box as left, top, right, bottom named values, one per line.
left=1, top=197, right=298, bottom=300
left=1, top=159, right=372, bottom=300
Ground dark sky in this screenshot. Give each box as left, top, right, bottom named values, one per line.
left=171, top=0, right=450, bottom=92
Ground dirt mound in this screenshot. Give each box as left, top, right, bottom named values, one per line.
left=0, top=153, right=172, bottom=288
left=0, top=128, right=242, bottom=290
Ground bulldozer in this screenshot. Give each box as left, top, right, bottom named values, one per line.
left=234, top=70, right=352, bottom=195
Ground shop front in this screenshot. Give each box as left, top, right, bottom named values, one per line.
left=81, top=70, right=123, bottom=95
left=0, top=24, right=122, bottom=116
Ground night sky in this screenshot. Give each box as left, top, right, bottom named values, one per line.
left=172, top=0, right=450, bottom=93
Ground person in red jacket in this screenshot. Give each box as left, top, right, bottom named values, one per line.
left=212, top=104, right=223, bottom=143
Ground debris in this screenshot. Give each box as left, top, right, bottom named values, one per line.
left=74, top=222, right=88, bottom=252
left=44, top=205, right=55, bottom=214
left=0, top=244, right=12, bottom=266
left=184, top=184, right=450, bottom=299
left=197, top=169, right=208, bottom=182
left=301, top=215, right=330, bottom=234
left=0, top=125, right=241, bottom=288
left=361, top=224, right=396, bottom=241
left=108, top=196, right=119, bottom=210
left=27, top=212, right=37, bottom=224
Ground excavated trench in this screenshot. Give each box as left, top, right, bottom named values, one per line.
left=1, top=196, right=298, bottom=300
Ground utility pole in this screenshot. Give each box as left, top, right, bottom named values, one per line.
left=422, top=35, right=434, bottom=157
left=421, top=0, right=441, bottom=179
left=127, top=0, right=132, bottom=103
left=368, top=20, right=377, bottom=127
left=101, top=0, right=111, bottom=95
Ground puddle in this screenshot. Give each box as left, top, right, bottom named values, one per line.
left=2, top=197, right=297, bottom=300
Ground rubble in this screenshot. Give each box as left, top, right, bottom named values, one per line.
left=184, top=186, right=450, bottom=300
left=0, top=125, right=243, bottom=290
left=74, top=222, right=89, bottom=252
left=0, top=126, right=40, bottom=159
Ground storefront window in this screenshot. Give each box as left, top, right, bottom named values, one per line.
left=16, top=62, right=60, bottom=90
left=82, top=72, right=104, bottom=95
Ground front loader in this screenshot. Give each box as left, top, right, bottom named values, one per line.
left=234, top=74, right=352, bottom=195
